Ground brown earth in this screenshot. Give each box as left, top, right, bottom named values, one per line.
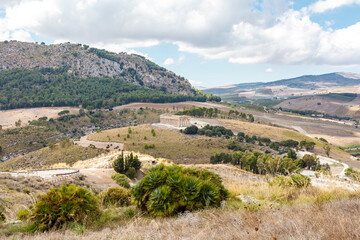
left=0, top=107, right=80, bottom=129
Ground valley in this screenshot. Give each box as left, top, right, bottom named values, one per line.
left=1, top=41, right=360, bottom=239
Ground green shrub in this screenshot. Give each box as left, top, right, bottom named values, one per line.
left=183, top=125, right=198, bottom=135
left=17, top=208, right=31, bottom=221
left=125, top=167, right=137, bottom=179
left=113, top=151, right=141, bottom=174
left=124, top=207, right=138, bottom=218
left=111, top=173, right=131, bottom=188
left=131, top=164, right=228, bottom=216
left=345, top=167, right=360, bottom=182
left=102, top=187, right=131, bottom=207
left=144, top=143, right=155, bottom=149
left=0, top=210, right=5, bottom=222
left=270, top=174, right=311, bottom=188
left=30, top=184, right=100, bottom=231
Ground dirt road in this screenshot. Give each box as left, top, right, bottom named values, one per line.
left=75, top=136, right=124, bottom=151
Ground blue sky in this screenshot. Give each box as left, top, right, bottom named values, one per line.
left=1, top=0, right=360, bottom=87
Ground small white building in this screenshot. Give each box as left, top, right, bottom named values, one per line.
left=160, top=114, right=191, bottom=127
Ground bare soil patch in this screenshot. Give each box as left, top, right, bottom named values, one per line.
left=0, top=107, right=80, bottom=129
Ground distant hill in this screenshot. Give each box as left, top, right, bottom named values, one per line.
left=0, top=41, right=219, bottom=110
left=202, top=72, right=360, bottom=101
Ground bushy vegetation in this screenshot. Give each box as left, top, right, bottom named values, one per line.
left=30, top=184, right=100, bottom=231
left=131, top=164, right=228, bottom=216
left=0, top=68, right=212, bottom=110
left=227, top=131, right=300, bottom=154
left=144, top=144, right=155, bottom=149
left=0, top=210, right=5, bottom=222
left=210, top=150, right=326, bottom=175
left=280, top=108, right=354, bottom=121
left=175, top=107, right=219, bottom=117
left=175, top=107, right=253, bottom=122
left=270, top=174, right=311, bottom=188
left=198, top=125, right=234, bottom=138
left=300, top=140, right=316, bottom=151
left=113, top=152, right=141, bottom=179
left=102, top=187, right=131, bottom=207
left=182, top=125, right=233, bottom=139
left=345, top=167, right=360, bottom=182
left=183, top=125, right=198, bottom=135
left=111, top=173, right=131, bottom=188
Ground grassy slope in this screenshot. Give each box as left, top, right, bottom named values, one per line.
left=0, top=143, right=105, bottom=170
left=0, top=127, right=64, bottom=160
left=87, top=125, right=232, bottom=164
left=219, top=119, right=352, bottom=161
left=0, top=108, right=163, bottom=162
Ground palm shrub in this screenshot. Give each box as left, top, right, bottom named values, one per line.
left=30, top=184, right=100, bottom=231
left=270, top=174, right=311, bottom=188
left=111, top=173, right=131, bottom=188
left=102, top=187, right=131, bottom=207
left=131, top=164, right=228, bottom=216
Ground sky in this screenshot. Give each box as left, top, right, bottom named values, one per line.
left=1, top=0, right=360, bottom=87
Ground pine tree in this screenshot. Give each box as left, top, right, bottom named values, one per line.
left=113, top=151, right=125, bottom=173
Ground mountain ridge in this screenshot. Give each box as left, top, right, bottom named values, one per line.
left=0, top=40, right=193, bottom=95
left=202, top=72, right=360, bottom=96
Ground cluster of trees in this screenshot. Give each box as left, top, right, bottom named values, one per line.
left=112, top=151, right=141, bottom=179
left=175, top=107, right=254, bottom=122
left=88, top=47, right=122, bottom=63
left=299, top=140, right=316, bottom=151
left=280, top=108, right=354, bottom=121
left=228, top=132, right=303, bottom=154
left=176, top=107, right=220, bottom=117
left=228, top=110, right=254, bottom=122
left=210, top=150, right=328, bottom=175
left=182, top=124, right=234, bottom=138
left=0, top=68, right=216, bottom=110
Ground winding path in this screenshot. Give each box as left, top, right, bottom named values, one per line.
left=75, top=136, right=124, bottom=151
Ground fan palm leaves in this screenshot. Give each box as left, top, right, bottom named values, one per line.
left=131, top=164, right=228, bottom=216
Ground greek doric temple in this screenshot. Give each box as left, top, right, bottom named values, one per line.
left=160, top=114, right=191, bottom=127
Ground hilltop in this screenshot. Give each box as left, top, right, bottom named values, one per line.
left=0, top=41, right=220, bottom=110
left=203, top=72, right=360, bottom=100
left=0, top=40, right=192, bottom=95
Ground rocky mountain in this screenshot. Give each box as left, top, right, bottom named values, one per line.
left=0, top=40, right=193, bottom=95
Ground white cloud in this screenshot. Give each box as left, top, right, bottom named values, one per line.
left=266, top=68, right=273, bottom=72
left=10, top=29, right=31, bottom=41
left=188, top=79, right=203, bottom=86
left=1, top=0, right=360, bottom=67
left=307, top=0, right=360, bottom=13
left=163, top=55, right=185, bottom=65
left=163, top=58, right=175, bottom=66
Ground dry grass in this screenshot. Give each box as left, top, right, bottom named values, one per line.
left=87, top=125, right=232, bottom=164
left=219, top=119, right=352, bottom=161
left=6, top=197, right=360, bottom=240
left=0, top=143, right=105, bottom=170
left=0, top=174, right=91, bottom=221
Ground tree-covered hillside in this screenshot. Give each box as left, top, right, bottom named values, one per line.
left=0, top=68, right=220, bottom=110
